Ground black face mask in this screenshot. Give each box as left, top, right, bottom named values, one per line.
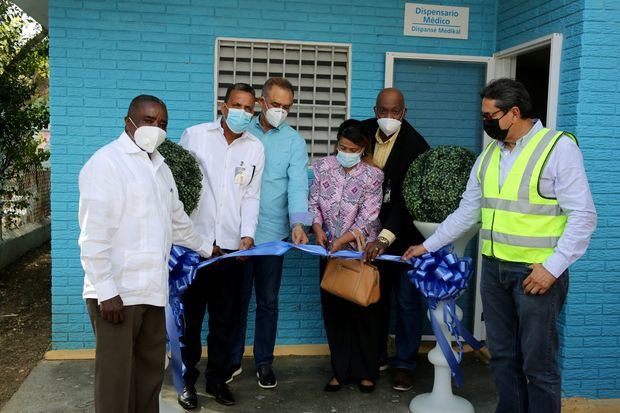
left=483, top=111, right=511, bottom=141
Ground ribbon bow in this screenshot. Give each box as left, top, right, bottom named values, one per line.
left=406, top=246, right=483, bottom=387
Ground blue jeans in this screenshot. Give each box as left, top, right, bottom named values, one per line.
left=481, top=256, right=568, bottom=413
left=378, top=260, right=424, bottom=371
left=231, top=254, right=285, bottom=368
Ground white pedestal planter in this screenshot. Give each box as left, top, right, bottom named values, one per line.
left=409, top=221, right=481, bottom=413
left=409, top=302, right=474, bottom=413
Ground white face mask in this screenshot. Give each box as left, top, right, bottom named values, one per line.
left=129, top=118, right=166, bottom=153
left=265, top=107, right=288, bottom=128
left=377, top=117, right=402, bottom=137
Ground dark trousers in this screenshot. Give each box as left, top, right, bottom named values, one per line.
left=180, top=257, right=243, bottom=387
left=86, top=299, right=166, bottom=413
left=231, top=254, right=285, bottom=367
left=481, top=256, right=569, bottom=413
left=320, top=258, right=382, bottom=381
left=378, top=260, right=424, bottom=371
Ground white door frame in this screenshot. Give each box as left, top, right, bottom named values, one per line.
left=384, top=52, right=492, bottom=341
left=492, top=33, right=563, bottom=131
left=385, top=52, right=493, bottom=87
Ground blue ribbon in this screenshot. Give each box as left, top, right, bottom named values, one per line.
left=165, top=241, right=480, bottom=393
left=406, top=246, right=483, bottom=388
left=166, top=245, right=202, bottom=394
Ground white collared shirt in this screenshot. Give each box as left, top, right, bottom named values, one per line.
left=79, top=132, right=212, bottom=307
left=180, top=118, right=265, bottom=250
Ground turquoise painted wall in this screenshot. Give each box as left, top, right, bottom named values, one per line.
left=49, top=0, right=497, bottom=350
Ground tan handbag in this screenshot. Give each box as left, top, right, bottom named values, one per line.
left=320, top=230, right=380, bottom=307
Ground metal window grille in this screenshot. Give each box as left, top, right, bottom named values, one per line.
left=215, top=38, right=351, bottom=163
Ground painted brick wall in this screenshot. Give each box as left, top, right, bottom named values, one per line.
left=497, top=0, right=620, bottom=399
left=49, top=0, right=497, bottom=350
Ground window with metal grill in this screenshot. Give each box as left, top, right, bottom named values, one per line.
left=215, top=38, right=351, bottom=163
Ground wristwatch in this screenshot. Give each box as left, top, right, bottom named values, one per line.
left=376, top=236, right=390, bottom=249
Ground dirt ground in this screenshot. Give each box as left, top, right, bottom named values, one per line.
left=0, top=243, right=51, bottom=410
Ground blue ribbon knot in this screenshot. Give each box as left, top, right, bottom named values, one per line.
left=406, top=246, right=483, bottom=388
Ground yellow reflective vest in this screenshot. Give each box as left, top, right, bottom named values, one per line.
left=477, top=128, right=576, bottom=264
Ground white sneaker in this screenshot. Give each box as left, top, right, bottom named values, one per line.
left=225, top=365, right=243, bottom=384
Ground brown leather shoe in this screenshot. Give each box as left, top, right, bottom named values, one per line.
left=393, top=368, right=414, bottom=391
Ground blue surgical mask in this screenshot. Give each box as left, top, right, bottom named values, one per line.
left=224, top=106, right=253, bottom=134
left=336, top=150, right=362, bottom=168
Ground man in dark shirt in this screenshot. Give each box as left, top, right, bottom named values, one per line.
left=362, top=88, right=430, bottom=391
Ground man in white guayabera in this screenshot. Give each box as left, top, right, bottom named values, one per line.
left=79, top=95, right=212, bottom=413
left=177, top=83, right=265, bottom=409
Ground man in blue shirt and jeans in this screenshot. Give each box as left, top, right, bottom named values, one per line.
left=229, top=77, right=312, bottom=389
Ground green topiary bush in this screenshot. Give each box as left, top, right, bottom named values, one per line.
left=158, top=139, right=202, bottom=215
left=403, top=145, right=477, bottom=223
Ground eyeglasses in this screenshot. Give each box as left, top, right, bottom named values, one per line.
left=481, top=109, right=504, bottom=120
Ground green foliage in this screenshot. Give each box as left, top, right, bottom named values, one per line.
left=403, top=145, right=477, bottom=223
left=158, top=139, right=203, bottom=215
left=0, top=0, right=49, bottom=234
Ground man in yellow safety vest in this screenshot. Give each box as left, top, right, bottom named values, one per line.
left=403, top=78, right=596, bottom=413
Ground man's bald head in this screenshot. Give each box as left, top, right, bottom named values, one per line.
left=374, top=88, right=407, bottom=121
left=375, top=88, right=405, bottom=109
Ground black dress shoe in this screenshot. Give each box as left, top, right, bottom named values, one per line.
left=205, top=382, right=235, bottom=406
left=256, top=364, right=277, bottom=389
left=178, top=386, right=198, bottom=410
left=323, top=378, right=341, bottom=392
left=358, top=380, right=376, bottom=393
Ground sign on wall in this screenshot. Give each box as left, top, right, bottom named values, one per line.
left=404, top=3, right=469, bottom=39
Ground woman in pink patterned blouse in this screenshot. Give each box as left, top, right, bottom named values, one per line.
left=309, top=119, right=384, bottom=393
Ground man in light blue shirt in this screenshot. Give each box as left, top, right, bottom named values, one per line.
left=404, top=79, right=596, bottom=413
left=229, top=77, right=312, bottom=389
